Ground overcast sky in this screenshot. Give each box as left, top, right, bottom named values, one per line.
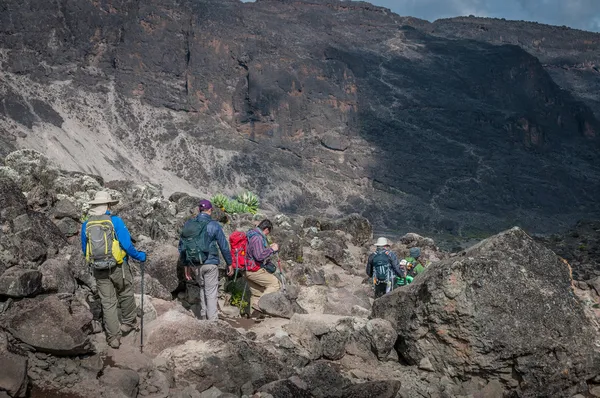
left=369, top=0, right=600, bottom=32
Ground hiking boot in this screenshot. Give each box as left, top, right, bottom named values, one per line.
left=108, top=338, right=120, bottom=349
left=120, top=323, right=136, bottom=335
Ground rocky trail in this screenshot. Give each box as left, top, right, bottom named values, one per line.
left=1, top=149, right=600, bottom=398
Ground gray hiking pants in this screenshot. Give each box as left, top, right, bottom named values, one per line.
left=93, top=261, right=136, bottom=344
left=191, top=264, right=219, bottom=321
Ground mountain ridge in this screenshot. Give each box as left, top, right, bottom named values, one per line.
left=0, top=0, right=599, bottom=237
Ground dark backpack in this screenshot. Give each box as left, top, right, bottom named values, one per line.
left=372, top=250, right=392, bottom=284
left=179, top=218, right=211, bottom=265
left=229, top=230, right=260, bottom=272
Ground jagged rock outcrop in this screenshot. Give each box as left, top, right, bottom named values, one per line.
left=373, top=227, right=600, bottom=397
left=1, top=0, right=599, bottom=237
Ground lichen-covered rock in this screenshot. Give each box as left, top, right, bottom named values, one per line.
left=143, top=310, right=241, bottom=356
left=155, top=338, right=292, bottom=395
left=0, top=268, right=42, bottom=298
left=373, top=227, right=600, bottom=397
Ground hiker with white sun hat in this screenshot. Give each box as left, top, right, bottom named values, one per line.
left=81, top=191, right=147, bottom=349
left=365, top=237, right=406, bottom=298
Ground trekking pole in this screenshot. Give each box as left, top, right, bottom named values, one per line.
left=276, top=253, right=287, bottom=293
left=140, top=260, right=145, bottom=354
left=233, top=249, right=239, bottom=283
left=240, top=255, right=249, bottom=317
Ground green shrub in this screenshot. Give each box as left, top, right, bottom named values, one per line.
left=211, top=191, right=260, bottom=215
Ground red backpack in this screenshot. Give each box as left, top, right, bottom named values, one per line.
left=229, top=231, right=260, bottom=272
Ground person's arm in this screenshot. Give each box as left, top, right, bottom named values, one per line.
left=81, top=221, right=87, bottom=254
left=366, top=253, right=374, bottom=277
left=390, top=252, right=406, bottom=277
left=111, top=216, right=146, bottom=262
left=210, top=222, right=232, bottom=266
left=248, top=235, right=274, bottom=263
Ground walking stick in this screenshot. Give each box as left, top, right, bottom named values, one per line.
left=276, top=253, right=287, bottom=293
left=140, top=260, right=145, bottom=353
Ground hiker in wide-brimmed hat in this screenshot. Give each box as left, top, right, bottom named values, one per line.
left=81, top=191, right=147, bottom=349
left=366, top=237, right=405, bottom=298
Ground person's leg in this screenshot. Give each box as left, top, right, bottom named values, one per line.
left=113, top=261, right=137, bottom=330
left=201, top=264, right=220, bottom=321
left=245, top=269, right=281, bottom=308
left=195, top=267, right=207, bottom=320
left=374, top=283, right=387, bottom=299
left=245, top=270, right=266, bottom=309
left=94, top=268, right=121, bottom=346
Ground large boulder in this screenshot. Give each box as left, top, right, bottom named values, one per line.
left=373, top=227, right=600, bottom=398
left=155, top=338, right=292, bottom=395
left=144, top=244, right=180, bottom=293
left=2, top=295, right=93, bottom=355
left=143, top=310, right=241, bottom=356
left=40, top=258, right=77, bottom=294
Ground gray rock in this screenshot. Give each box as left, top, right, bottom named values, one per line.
left=365, top=319, right=396, bottom=360
left=143, top=244, right=180, bottom=293
left=0, top=347, right=28, bottom=397
left=40, top=258, right=77, bottom=294
left=52, top=199, right=80, bottom=220
left=342, top=380, right=402, bottom=398
left=258, top=291, right=305, bottom=319
left=144, top=310, right=241, bottom=356
left=156, top=338, right=292, bottom=395
left=257, top=379, right=312, bottom=398
left=100, top=367, right=140, bottom=398
left=321, top=330, right=349, bottom=361
left=321, top=214, right=373, bottom=246
left=54, top=217, right=81, bottom=237
left=2, top=295, right=93, bottom=355
left=373, top=227, right=600, bottom=397
left=297, top=361, right=351, bottom=398
left=0, top=268, right=42, bottom=297
left=134, top=274, right=171, bottom=301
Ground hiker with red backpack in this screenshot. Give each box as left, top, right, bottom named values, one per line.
left=178, top=199, right=232, bottom=321
left=230, top=219, right=280, bottom=315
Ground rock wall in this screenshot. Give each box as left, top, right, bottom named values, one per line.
left=0, top=0, right=599, bottom=237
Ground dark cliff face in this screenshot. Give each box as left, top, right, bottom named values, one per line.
left=0, top=0, right=599, bottom=236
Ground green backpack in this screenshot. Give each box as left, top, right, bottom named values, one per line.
left=180, top=218, right=211, bottom=265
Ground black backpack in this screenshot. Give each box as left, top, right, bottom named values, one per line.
left=180, top=218, right=211, bottom=265
left=372, top=250, right=392, bottom=284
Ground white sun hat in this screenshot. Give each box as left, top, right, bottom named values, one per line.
left=375, top=237, right=389, bottom=247
left=87, top=191, right=119, bottom=206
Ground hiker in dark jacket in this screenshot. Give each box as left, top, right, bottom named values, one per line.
left=245, top=219, right=281, bottom=312
left=178, top=199, right=232, bottom=321
left=366, top=237, right=405, bottom=298
left=81, top=191, right=146, bottom=349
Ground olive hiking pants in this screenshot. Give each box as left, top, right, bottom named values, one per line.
left=94, top=261, right=137, bottom=344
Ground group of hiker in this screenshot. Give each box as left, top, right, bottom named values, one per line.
left=366, top=237, right=426, bottom=298
left=178, top=199, right=281, bottom=321
left=80, top=191, right=425, bottom=349
left=81, top=192, right=282, bottom=347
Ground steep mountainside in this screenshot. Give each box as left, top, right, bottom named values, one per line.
left=421, top=16, right=600, bottom=119
left=1, top=0, right=599, bottom=236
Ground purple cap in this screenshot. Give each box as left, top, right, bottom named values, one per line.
left=199, top=199, right=213, bottom=210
